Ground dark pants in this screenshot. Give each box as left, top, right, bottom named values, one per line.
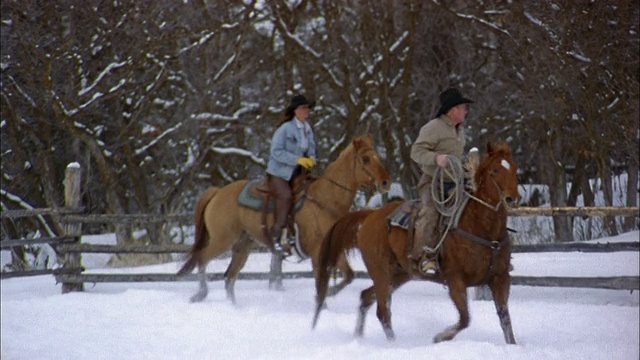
left=268, top=174, right=293, bottom=245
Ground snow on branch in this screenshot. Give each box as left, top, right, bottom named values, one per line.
left=322, top=63, right=344, bottom=88
left=0, top=189, right=56, bottom=237
left=78, top=61, right=127, bottom=96
left=192, top=113, right=239, bottom=122
left=57, top=78, right=126, bottom=118
left=524, top=12, right=559, bottom=43
left=178, top=30, right=216, bottom=55
left=176, top=23, right=239, bottom=56
left=135, top=122, right=183, bottom=156
left=211, top=147, right=266, bottom=166
left=277, top=18, right=321, bottom=58
left=389, top=31, right=408, bottom=54
left=8, top=75, right=36, bottom=108
left=431, top=0, right=514, bottom=40
left=454, top=12, right=513, bottom=39
left=566, top=50, right=592, bottom=63
left=213, top=53, right=237, bottom=82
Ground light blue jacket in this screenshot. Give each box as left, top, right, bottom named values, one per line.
left=266, top=119, right=316, bottom=181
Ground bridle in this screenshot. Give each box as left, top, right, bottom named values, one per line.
left=316, top=146, right=382, bottom=193
left=466, top=170, right=512, bottom=212
left=304, top=146, right=383, bottom=214
left=430, top=155, right=517, bottom=284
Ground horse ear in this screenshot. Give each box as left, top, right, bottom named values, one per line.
left=486, top=141, right=510, bottom=155
left=501, top=141, right=511, bottom=154
left=486, top=142, right=495, bottom=154
left=352, top=134, right=372, bottom=150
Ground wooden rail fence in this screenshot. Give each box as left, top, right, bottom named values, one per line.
left=1, top=166, right=638, bottom=293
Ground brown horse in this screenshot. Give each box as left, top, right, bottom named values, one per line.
left=313, top=142, right=519, bottom=343
left=177, top=135, right=391, bottom=304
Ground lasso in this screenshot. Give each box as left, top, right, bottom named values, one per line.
left=426, top=155, right=469, bottom=252
left=432, top=155, right=467, bottom=218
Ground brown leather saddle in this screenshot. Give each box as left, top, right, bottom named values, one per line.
left=238, top=171, right=315, bottom=244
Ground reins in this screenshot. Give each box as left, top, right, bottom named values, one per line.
left=428, top=155, right=512, bottom=283
left=305, top=146, right=379, bottom=214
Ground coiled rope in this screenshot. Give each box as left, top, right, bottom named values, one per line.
left=431, top=155, right=466, bottom=218
left=424, top=155, right=469, bottom=253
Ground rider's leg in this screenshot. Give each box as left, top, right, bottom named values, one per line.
left=268, top=175, right=292, bottom=253
left=412, top=174, right=440, bottom=274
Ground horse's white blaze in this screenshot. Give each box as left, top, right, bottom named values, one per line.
left=501, top=159, right=510, bottom=170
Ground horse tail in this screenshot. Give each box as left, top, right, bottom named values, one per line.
left=313, top=209, right=373, bottom=329
left=177, top=187, right=219, bottom=276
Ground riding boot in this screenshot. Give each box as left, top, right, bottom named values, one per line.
left=268, top=175, right=293, bottom=255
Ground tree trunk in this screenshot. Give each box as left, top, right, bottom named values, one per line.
left=624, top=160, right=639, bottom=231
left=539, top=135, right=573, bottom=243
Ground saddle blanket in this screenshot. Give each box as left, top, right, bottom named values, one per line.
left=236, top=179, right=305, bottom=212
left=387, top=199, right=420, bottom=229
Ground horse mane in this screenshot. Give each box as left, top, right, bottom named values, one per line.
left=464, top=149, right=480, bottom=192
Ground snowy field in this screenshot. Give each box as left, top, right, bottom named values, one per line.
left=2, top=231, right=639, bottom=360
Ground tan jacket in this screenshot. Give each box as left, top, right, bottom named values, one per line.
left=410, top=115, right=465, bottom=180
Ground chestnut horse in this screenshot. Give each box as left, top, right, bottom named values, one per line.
left=313, top=142, right=519, bottom=344
left=177, top=135, right=390, bottom=304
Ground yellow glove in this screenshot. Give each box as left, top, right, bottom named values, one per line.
left=297, top=156, right=316, bottom=169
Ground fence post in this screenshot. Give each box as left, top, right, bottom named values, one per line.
left=61, top=163, right=84, bottom=293
left=269, top=253, right=284, bottom=291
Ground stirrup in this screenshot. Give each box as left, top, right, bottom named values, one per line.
left=273, top=231, right=292, bottom=256
left=419, top=258, right=438, bottom=275
left=273, top=241, right=291, bottom=256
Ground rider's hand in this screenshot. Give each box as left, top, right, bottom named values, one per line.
left=297, top=156, right=316, bottom=169
left=436, top=154, right=449, bottom=167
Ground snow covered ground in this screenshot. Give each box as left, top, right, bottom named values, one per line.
left=1, top=231, right=639, bottom=360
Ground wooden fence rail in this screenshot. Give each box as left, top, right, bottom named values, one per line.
left=53, top=272, right=639, bottom=291
left=1, top=165, right=638, bottom=293
left=47, top=241, right=638, bottom=254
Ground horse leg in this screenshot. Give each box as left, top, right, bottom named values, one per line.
left=434, top=278, right=470, bottom=343
left=268, top=252, right=285, bottom=291
left=326, top=253, right=354, bottom=297
left=190, top=263, right=209, bottom=303
left=224, top=233, right=253, bottom=305
left=355, top=285, right=377, bottom=338
left=489, top=274, right=516, bottom=344
left=374, top=273, right=411, bottom=340
left=375, top=287, right=395, bottom=341
left=375, top=272, right=412, bottom=341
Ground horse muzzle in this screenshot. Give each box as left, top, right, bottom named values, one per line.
left=504, top=194, right=521, bottom=207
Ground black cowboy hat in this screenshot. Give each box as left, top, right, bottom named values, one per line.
left=286, top=94, right=315, bottom=115
left=436, top=88, right=474, bottom=117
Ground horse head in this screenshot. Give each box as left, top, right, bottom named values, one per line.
left=475, top=142, right=519, bottom=207
left=351, top=135, right=391, bottom=193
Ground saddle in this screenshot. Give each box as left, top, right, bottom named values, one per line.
left=238, top=173, right=312, bottom=210
left=237, top=171, right=315, bottom=252
left=387, top=199, right=420, bottom=229
left=387, top=198, right=451, bottom=273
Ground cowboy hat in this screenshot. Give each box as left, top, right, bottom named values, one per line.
left=436, top=88, right=474, bottom=117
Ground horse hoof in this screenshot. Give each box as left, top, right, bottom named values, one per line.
left=384, top=328, right=396, bottom=341
left=433, top=333, right=451, bottom=343
left=269, top=283, right=285, bottom=292
left=189, top=292, right=207, bottom=303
